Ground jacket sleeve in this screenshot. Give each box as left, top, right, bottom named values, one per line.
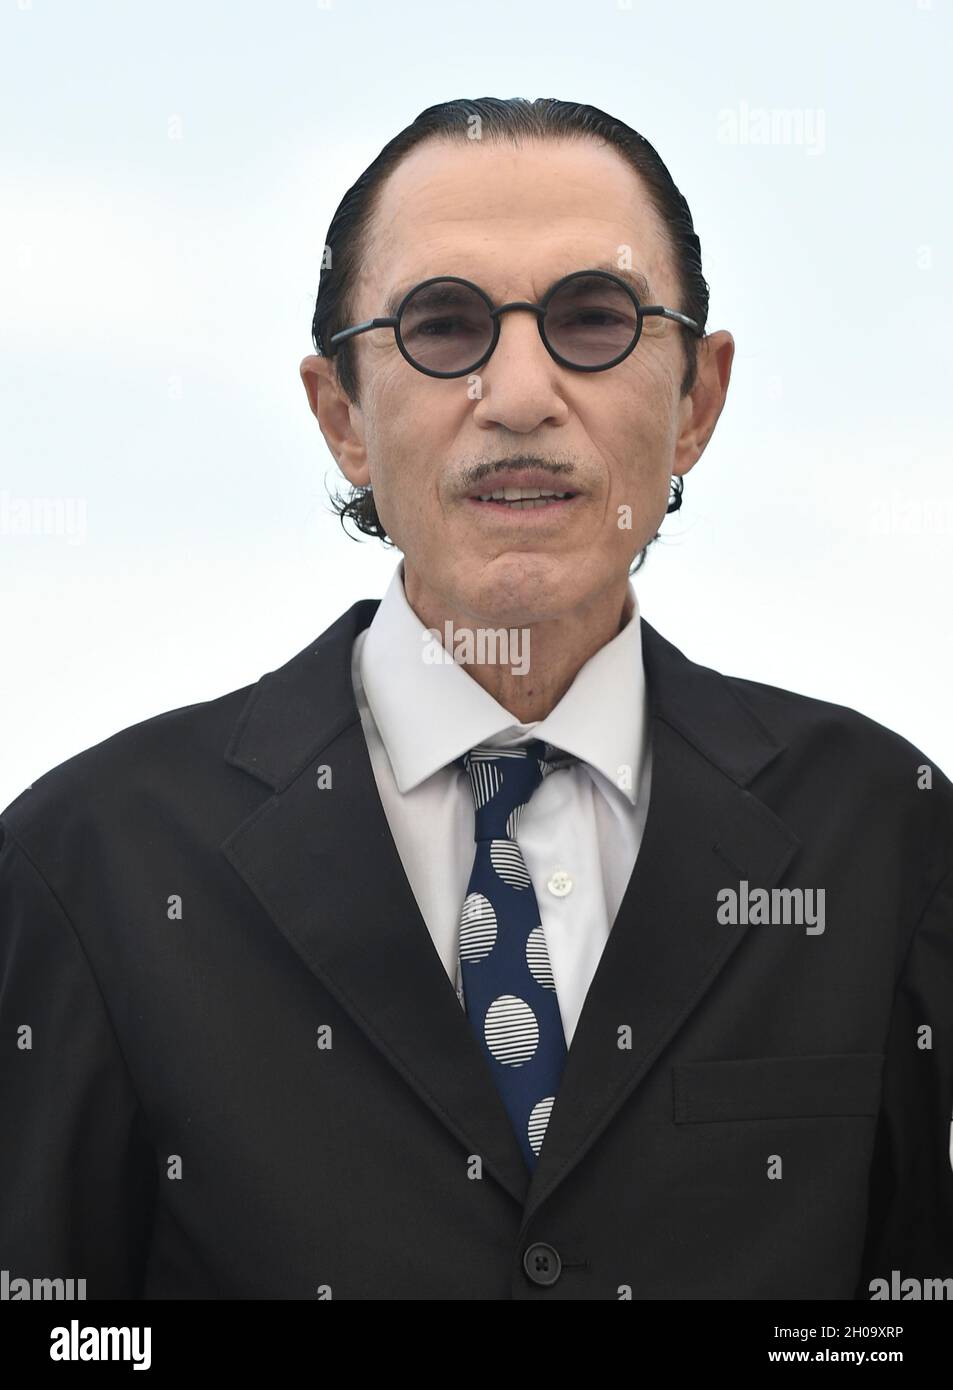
left=0, top=823, right=157, bottom=1298
left=854, top=864, right=953, bottom=1297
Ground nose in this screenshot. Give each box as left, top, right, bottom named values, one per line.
left=472, top=305, right=570, bottom=433
left=485, top=301, right=551, bottom=370
left=488, top=302, right=546, bottom=361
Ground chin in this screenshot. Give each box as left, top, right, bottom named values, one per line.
left=462, top=564, right=583, bottom=624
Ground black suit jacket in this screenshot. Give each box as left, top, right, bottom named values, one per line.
left=2, top=601, right=952, bottom=1300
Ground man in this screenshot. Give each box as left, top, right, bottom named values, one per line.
left=2, top=98, right=951, bottom=1301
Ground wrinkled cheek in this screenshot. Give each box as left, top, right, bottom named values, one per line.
left=607, top=453, right=672, bottom=542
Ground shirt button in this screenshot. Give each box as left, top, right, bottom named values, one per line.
left=547, top=870, right=573, bottom=897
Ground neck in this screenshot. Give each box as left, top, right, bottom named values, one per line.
left=403, top=568, right=634, bottom=723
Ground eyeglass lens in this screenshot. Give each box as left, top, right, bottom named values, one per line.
left=397, top=274, right=639, bottom=373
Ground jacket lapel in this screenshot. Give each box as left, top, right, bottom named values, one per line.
left=521, top=622, right=801, bottom=1221
left=221, top=600, right=531, bottom=1205
left=221, top=601, right=801, bottom=1218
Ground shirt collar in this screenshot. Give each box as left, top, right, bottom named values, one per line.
left=356, top=559, right=647, bottom=806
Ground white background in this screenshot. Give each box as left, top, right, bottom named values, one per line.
left=2, top=0, right=951, bottom=808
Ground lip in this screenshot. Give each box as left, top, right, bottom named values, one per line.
left=465, top=494, right=581, bottom=521
left=464, top=471, right=581, bottom=500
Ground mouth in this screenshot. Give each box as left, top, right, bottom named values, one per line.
left=465, top=487, right=580, bottom=512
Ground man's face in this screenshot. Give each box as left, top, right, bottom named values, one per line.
left=302, top=137, right=732, bottom=628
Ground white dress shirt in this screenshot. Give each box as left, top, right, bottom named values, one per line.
left=350, top=560, right=653, bottom=1047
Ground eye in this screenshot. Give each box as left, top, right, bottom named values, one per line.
left=412, top=315, right=483, bottom=338
left=554, top=307, right=630, bottom=329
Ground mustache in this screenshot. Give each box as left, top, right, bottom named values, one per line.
left=460, top=458, right=578, bottom=488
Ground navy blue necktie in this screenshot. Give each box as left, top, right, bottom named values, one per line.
left=455, top=740, right=568, bottom=1170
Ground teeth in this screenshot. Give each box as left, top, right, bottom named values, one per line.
left=475, top=495, right=574, bottom=509
left=475, top=488, right=574, bottom=503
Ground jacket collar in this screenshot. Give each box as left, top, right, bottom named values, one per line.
left=225, top=598, right=784, bottom=794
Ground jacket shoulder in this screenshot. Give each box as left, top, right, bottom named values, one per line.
left=720, top=669, right=953, bottom=879
left=0, top=681, right=257, bottom=852
left=724, top=670, right=946, bottom=782
left=0, top=603, right=376, bottom=868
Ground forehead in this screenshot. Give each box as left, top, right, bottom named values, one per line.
left=359, top=137, right=675, bottom=309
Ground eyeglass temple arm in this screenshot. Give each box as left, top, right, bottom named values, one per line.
left=641, top=306, right=703, bottom=335
left=327, top=317, right=399, bottom=353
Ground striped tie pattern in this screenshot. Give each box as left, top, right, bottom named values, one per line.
left=455, top=740, right=568, bottom=1170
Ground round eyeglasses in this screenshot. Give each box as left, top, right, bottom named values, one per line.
left=326, top=269, right=702, bottom=378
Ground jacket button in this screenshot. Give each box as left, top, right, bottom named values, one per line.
left=522, top=1242, right=562, bottom=1286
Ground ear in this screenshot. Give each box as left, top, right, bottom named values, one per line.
left=299, top=354, right=370, bottom=488
left=672, top=330, right=735, bottom=479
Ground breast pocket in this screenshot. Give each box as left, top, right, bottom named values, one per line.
left=672, top=1052, right=885, bottom=1123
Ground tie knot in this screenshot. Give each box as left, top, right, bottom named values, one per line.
left=458, top=739, right=555, bottom=843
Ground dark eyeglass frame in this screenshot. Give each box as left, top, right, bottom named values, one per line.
left=326, top=268, right=703, bottom=378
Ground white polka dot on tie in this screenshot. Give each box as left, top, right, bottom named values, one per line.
left=525, top=926, right=556, bottom=989
left=458, top=892, right=497, bottom=961
left=484, top=995, right=539, bottom=1065
left=528, top=1097, right=556, bottom=1155
left=490, top=839, right=531, bottom=889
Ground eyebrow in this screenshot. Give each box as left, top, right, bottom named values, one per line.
left=383, top=262, right=655, bottom=318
